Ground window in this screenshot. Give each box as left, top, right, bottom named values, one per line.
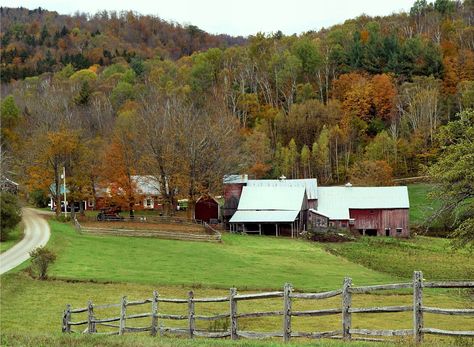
left=88, top=200, right=93, bottom=207
left=341, top=221, right=347, bottom=228
left=385, top=228, right=390, bottom=237
left=396, top=228, right=402, bottom=234
left=146, top=198, right=153, bottom=207
left=329, top=221, right=334, bottom=227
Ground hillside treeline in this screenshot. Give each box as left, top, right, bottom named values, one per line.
left=1, top=0, right=474, bottom=214
left=0, top=7, right=246, bottom=82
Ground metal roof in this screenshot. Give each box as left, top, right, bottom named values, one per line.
left=230, top=210, right=300, bottom=223
left=316, top=186, right=410, bottom=220
left=237, top=186, right=306, bottom=211
left=131, top=175, right=161, bottom=196
left=223, top=174, right=248, bottom=184
left=247, top=178, right=318, bottom=200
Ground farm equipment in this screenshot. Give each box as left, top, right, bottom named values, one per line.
left=96, top=207, right=123, bottom=221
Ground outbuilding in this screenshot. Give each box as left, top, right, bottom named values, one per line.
left=195, top=195, right=220, bottom=223
left=229, top=185, right=308, bottom=237
left=312, top=185, right=410, bottom=237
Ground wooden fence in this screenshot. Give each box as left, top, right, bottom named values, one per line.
left=73, top=217, right=221, bottom=242
left=62, top=271, right=474, bottom=343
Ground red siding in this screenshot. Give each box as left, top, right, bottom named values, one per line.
left=224, top=183, right=245, bottom=201
left=349, top=209, right=409, bottom=237
left=195, top=197, right=219, bottom=223
left=223, top=183, right=245, bottom=219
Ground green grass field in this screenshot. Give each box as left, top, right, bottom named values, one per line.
left=1, top=215, right=473, bottom=346
left=407, top=183, right=441, bottom=227
left=2, top=272, right=472, bottom=345
left=324, top=236, right=474, bottom=280
left=0, top=223, right=24, bottom=253
left=43, top=220, right=397, bottom=291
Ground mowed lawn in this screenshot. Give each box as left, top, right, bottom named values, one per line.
left=2, top=273, right=472, bottom=343
left=2, top=219, right=473, bottom=345
left=43, top=221, right=396, bottom=291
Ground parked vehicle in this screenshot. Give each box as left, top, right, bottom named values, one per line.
left=97, top=207, right=123, bottom=221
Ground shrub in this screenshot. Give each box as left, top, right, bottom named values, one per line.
left=29, top=189, right=49, bottom=208
left=0, top=192, right=22, bottom=241
left=29, top=247, right=57, bottom=280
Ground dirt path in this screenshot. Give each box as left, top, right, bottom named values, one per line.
left=0, top=208, right=51, bottom=275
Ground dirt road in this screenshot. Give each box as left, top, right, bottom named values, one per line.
left=0, top=208, right=51, bottom=275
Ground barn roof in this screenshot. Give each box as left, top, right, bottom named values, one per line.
left=229, top=186, right=305, bottom=224
left=230, top=210, right=300, bottom=223
left=247, top=178, right=318, bottom=200
left=237, top=186, right=306, bottom=211
left=316, top=186, right=410, bottom=220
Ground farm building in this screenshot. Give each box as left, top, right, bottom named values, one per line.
left=224, top=175, right=410, bottom=237
left=0, top=176, right=19, bottom=194
left=229, top=185, right=308, bottom=237
left=194, top=195, right=221, bottom=223
left=309, top=185, right=410, bottom=237
left=50, top=175, right=163, bottom=212
left=94, top=175, right=162, bottom=211
left=223, top=175, right=317, bottom=225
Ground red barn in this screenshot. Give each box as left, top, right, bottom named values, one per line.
left=311, top=185, right=410, bottom=237
left=195, top=196, right=220, bottom=223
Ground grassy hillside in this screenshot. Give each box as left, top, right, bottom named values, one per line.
left=324, top=236, right=474, bottom=280
left=44, top=221, right=395, bottom=291
left=407, top=183, right=441, bottom=226
left=2, top=218, right=473, bottom=346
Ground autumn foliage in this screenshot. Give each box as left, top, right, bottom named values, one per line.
left=2, top=0, right=474, bottom=216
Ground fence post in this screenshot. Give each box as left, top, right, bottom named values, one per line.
left=342, top=277, right=352, bottom=341
left=62, top=304, right=71, bottom=333
left=87, top=300, right=96, bottom=333
left=119, top=296, right=127, bottom=335
left=283, top=282, right=293, bottom=342
left=188, top=291, right=195, bottom=339
left=151, top=290, right=159, bottom=336
left=229, top=287, right=238, bottom=340
left=413, top=271, right=424, bottom=343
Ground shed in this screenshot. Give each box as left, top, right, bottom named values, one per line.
left=195, top=195, right=220, bottom=223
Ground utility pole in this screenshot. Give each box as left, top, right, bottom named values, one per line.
left=62, top=166, right=67, bottom=218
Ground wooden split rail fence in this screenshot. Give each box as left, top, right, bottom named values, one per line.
left=62, top=271, right=474, bottom=343
left=73, top=217, right=221, bottom=242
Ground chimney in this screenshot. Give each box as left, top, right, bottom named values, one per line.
left=279, top=175, right=286, bottom=181
left=345, top=182, right=352, bottom=187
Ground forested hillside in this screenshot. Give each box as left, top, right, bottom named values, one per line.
left=0, top=7, right=246, bottom=81
left=1, top=0, right=474, bottom=213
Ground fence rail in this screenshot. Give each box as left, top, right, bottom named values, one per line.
left=62, top=271, right=474, bottom=343
left=73, top=217, right=221, bottom=242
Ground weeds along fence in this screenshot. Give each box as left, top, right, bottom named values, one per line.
left=73, top=217, right=221, bottom=242
left=62, top=271, right=474, bottom=343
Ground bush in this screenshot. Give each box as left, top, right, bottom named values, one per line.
left=0, top=192, right=22, bottom=241
left=29, top=189, right=49, bottom=208
left=29, top=247, right=57, bottom=280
